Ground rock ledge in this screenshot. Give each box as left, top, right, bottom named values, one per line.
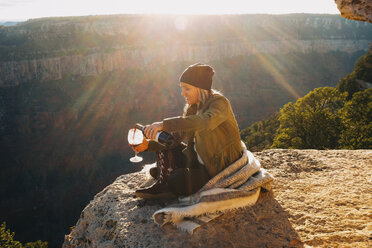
left=63, top=149, right=372, bottom=248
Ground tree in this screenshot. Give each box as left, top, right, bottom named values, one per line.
left=339, top=89, right=372, bottom=149
left=240, top=112, right=280, bottom=151
left=272, top=87, right=347, bottom=149
left=0, top=222, right=23, bottom=248
left=0, top=222, right=48, bottom=248
left=337, top=75, right=362, bottom=100
left=337, top=47, right=372, bottom=100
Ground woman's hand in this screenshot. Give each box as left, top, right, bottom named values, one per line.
left=144, top=121, right=164, bottom=140
left=131, top=137, right=149, bottom=153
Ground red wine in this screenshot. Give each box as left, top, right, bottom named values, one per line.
left=135, top=123, right=175, bottom=146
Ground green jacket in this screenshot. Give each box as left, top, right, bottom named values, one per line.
left=147, top=93, right=243, bottom=178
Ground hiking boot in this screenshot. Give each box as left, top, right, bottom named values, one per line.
left=135, top=181, right=175, bottom=199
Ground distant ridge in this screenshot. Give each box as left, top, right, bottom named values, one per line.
left=0, top=21, right=22, bottom=26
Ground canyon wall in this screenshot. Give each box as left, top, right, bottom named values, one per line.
left=1, top=39, right=370, bottom=87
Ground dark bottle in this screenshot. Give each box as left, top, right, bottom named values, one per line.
left=135, top=123, right=175, bottom=146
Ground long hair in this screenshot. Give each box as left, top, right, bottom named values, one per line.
left=183, top=88, right=222, bottom=116
left=199, top=88, right=213, bottom=104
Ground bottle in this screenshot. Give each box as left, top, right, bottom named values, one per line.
left=135, top=123, right=175, bottom=146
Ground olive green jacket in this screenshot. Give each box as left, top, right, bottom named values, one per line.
left=147, top=93, right=243, bottom=178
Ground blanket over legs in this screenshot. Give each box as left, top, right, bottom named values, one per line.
left=152, top=142, right=274, bottom=233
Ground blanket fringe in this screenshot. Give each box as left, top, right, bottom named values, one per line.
left=153, top=188, right=261, bottom=226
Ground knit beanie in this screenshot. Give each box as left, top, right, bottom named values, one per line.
left=179, top=63, right=215, bottom=90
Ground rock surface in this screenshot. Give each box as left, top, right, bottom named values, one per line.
left=63, top=149, right=372, bottom=248
left=335, top=0, right=372, bottom=23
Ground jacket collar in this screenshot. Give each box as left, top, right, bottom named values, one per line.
left=185, top=94, right=221, bottom=116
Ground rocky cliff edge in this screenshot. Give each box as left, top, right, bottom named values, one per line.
left=335, top=0, right=372, bottom=23
left=63, top=149, right=371, bottom=248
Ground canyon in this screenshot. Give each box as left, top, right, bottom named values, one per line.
left=0, top=13, right=371, bottom=247
left=1, top=14, right=371, bottom=88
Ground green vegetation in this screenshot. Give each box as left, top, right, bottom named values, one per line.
left=337, top=48, right=372, bottom=99
left=240, top=112, right=279, bottom=151
left=339, top=89, right=372, bottom=149
left=242, top=47, right=372, bottom=151
left=241, top=87, right=372, bottom=151
left=0, top=222, right=47, bottom=248
left=241, top=87, right=371, bottom=150
left=272, top=87, right=346, bottom=149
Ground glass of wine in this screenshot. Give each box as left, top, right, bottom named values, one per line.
left=127, top=128, right=144, bottom=163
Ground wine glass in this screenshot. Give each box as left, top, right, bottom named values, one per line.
left=127, top=128, right=144, bottom=163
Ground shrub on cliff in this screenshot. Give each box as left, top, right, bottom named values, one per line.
left=339, top=89, right=372, bottom=149
left=272, top=87, right=347, bottom=149
left=240, top=112, right=280, bottom=151
left=0, top=222, right=48, bottom=248
left=243, top=87, right=371, bottom=150
left=337, top=48, right=372, bottom=99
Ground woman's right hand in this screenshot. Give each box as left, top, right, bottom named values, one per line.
left=131, top=137, right=149, bottom=153
left=144, top=122, right=164, bottom=140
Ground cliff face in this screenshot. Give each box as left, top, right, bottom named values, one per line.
left=63, top=149, right=372, bottom=248
left=1, top=39, right=370, bottom=87
left=335, top=0, right=372, bottom=23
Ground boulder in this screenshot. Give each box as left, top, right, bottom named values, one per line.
left=335, top=0, right=372, bottom=23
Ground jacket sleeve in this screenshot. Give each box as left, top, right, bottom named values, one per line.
left=146, top=130, right=186, bottom=152
left=162, top=97, right=228, bottom=133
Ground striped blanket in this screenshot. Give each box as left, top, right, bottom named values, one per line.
left=152, top=142, right=274, bottom=233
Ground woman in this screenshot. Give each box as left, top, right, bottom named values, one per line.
left=132, top=63, right=243, bottom=199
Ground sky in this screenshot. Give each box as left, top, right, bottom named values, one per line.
left=0, top=0, right=340, bottom=21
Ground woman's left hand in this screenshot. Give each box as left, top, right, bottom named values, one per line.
left=144, top=121, right=164, bottom=140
